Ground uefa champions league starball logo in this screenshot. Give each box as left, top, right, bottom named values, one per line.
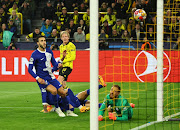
left=133, top=51, right=171, bottom=82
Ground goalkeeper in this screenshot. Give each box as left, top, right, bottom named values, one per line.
left=98, top=85, right=133, bottom=121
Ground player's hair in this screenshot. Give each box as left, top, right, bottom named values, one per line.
left=36, top=35, right=46, bottom=42
left=60, top=31, right=70, bottom=38
left=113, top=85, right=121, bottom=92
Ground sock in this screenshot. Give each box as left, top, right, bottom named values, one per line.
left=86, top=85, right=103, bottom=96
left=78, top=105, right=83, bottom=109
left=61, top=96, right=69, bottom=111
left=68, top=89, right=81, bottom=107
left=70, top=108, right=74, bottom=111
left=41, top=88, right=47, bottom=104
left=52, top=94, right=59, bottom=108
left=87, top=89, right=90, bottom=95
left=99, top=103, right=102, bottom=108
left=99, top=85, right=103, bottom=89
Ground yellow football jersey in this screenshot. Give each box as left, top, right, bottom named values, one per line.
left=59, top=42, right=76, bottom=69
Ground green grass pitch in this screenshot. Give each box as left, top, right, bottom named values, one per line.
left=0, top=82, right=179, bottom=130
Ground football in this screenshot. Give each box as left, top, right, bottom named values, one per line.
left=134, top=9, right=147, bottom=21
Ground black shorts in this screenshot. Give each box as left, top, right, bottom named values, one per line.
left=59, top=67, right=72, bottom=81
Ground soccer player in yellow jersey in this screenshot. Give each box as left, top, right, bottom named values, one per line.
left=58, top=31, right=76, bottom=89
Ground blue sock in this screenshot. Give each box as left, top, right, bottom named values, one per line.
left=87, top=89, right=90, bottom=95
left=86, top=85, right=103, bottom=96
left=70, top=108, right=74, bottom=111
left=52, top=95, right=59, bottom=108
left=68, top=89, right=81, bottom=107
left=61, top=96, right=69, bottom=110
left=99, top=85, right=103, bottom=89
left=99, top=103, right=102, bottom=108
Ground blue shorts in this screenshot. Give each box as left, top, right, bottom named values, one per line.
left=38, top=79, right=62, bottom=91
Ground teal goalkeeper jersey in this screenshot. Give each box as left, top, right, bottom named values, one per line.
left=99, top=94, right=133, bottom=121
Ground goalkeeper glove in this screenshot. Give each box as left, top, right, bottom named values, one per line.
left=109, top=112, right=117, bottom=120
left=98, top=115, right=103, bottom=121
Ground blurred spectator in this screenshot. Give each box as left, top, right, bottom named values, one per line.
left=8, top=2, right=18, bottom=13
left=26, top=27, right=45, bottom=41
left=53, top=20, right=64, bottom=34
left=0, top=23, right=6, bottom=42
left=54, top=0, right=64, bottom=8
left=78, top=2, right=87, bottom=12
left=6, top=19, right=17, bottom=34
left=0, top=8, right=8, bottom=25
left=103, top=7, right=116, bottom=26
left=56, top=7, right=69, bottom=26
left=99, top=13, right=104, bottom=26
left=48, top=29, right=60, bottom=43
left=165, top=10, right=172, bottom=24
left=147, top=26, right=155, bottom=41
left=9, top=10, right=21, bottom=36
left=26, top=0, right=36, bottom=19
left=69, top=7, right=82, bottom=25
left=173, top=37, right=180, bottom=49
left=99, top=29, right=109, bottom=50
left=2, top=0, right=11, bottom=10
left=41, top=1, right=55, bottom=21
left=50, top=42, right=59, bottom=50
left=7, top=42, right=17, bottom=50
left=127, top=17, right=135, bottom=36
left=73, top=27, right=85, bottom=42
left=109, top=29, right=121, bottom=42
left=99, top=2, right=107, bottom=12
left=14, top=0, right=24, bottom=7
left=40, top=19, right=53, bottom=38
left=115, top=0, right=129, bottom=25
left=131, top=23, right=145, bottom=41
left=67, top=19, right=77, bottom=39
left=83, top=8, right=90, bottom=27
left=100, top=20, right=112, bottom=36
left=55, top=1, right=62, bottom=12
left=121, top=30, right=130, bottom=42
left=77, top=19, right=88, bottom=34
left=1, top=3, right=8, bottom=13
left=111, top=2, right=116, bottom=12
left=112, top=19, right=126, bottom=35
left=169, top=16, right=179, bottom=41
left=18, top=1, right=32, bottom=34
left=62, top=0, right=77, bottom=11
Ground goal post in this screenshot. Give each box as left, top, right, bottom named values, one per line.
left=90, top=0, right=99, bottom=129
left=156, top=0, right=164, bottom=121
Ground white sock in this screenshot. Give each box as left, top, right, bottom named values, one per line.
left=78, top=105, right=83, bottom=109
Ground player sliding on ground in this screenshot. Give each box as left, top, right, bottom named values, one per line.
left=28, top=35, right=69, bottom=117
left=98, top=85, right=134, bottom=121
left=41, top=75, right=107, bottom=113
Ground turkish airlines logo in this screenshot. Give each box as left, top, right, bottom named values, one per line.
left=133, top=51, right=171, bottom=82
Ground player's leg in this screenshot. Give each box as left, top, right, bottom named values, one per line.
left=46, top=82, right=65, bottom=117
left=58, top=67, right=72, bottom=89
left=77, top=75, right=106, bottom=101
left=76, top=85, right=104, bottom=101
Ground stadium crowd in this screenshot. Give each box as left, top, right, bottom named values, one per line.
left=0, top=0, right=179, bottom=50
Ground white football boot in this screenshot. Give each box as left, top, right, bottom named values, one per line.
left=66, top=110, right=78, bottom=117
left=55, top=107, right=66, bottom=117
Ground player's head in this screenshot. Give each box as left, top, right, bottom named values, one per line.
left=60, top=31, right=70, bottom=44
left=36, top=36, right=46, bottom=50
left=110, top=85, right=121, bottom=99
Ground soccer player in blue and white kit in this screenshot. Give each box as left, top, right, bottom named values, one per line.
left=28, top=35, right=69, bottom=117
